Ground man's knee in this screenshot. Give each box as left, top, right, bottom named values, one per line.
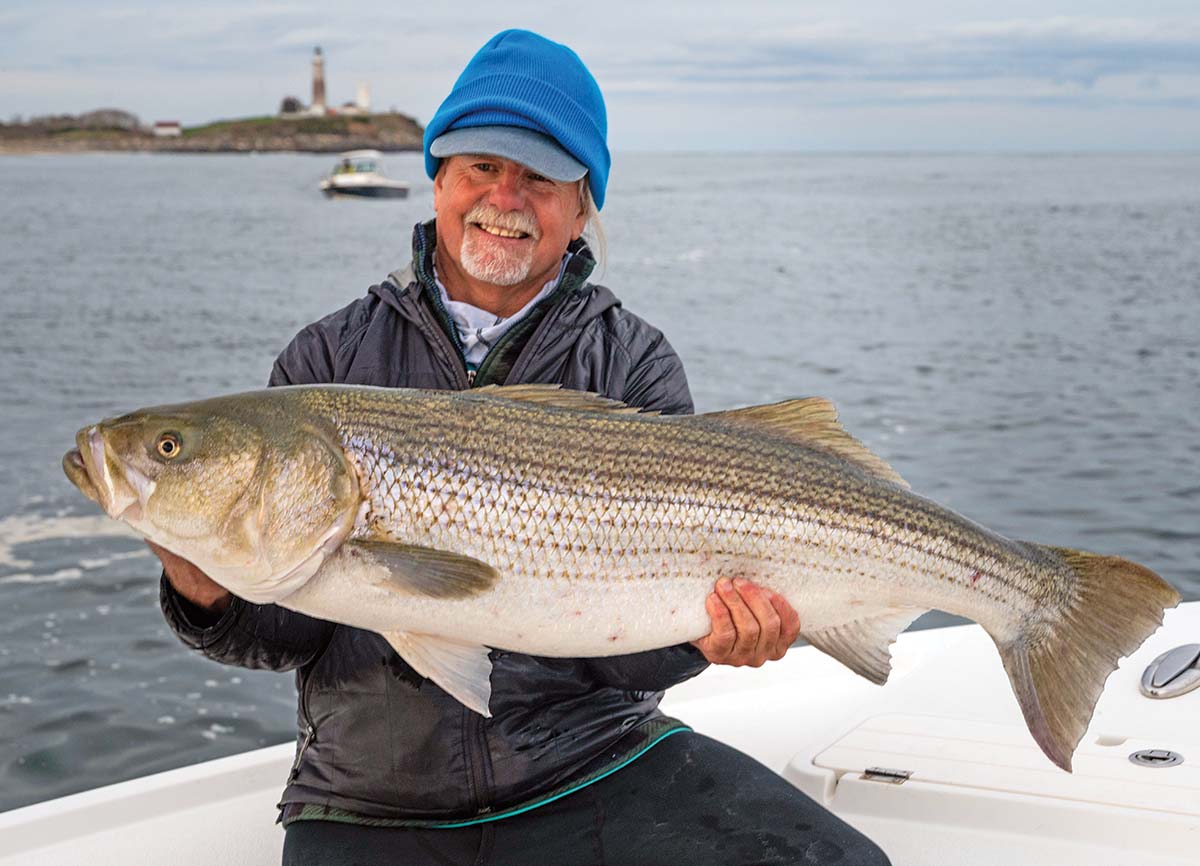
left=843, top=834, right=892, bottom=866
left=801, top=824, right=891, bottom=866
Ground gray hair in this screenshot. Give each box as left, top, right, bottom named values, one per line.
left=580, top=180, right=606, bottom=272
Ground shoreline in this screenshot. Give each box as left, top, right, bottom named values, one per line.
left=0, top=112, right=424, bottom=156
left=0, top=142, right=423, bottom=155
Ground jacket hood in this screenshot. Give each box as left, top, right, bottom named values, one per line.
left=370, top=220, right=620, bottom=326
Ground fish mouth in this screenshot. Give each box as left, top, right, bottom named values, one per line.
left=65, top=427, right=148, bottom=521
left=62, top=448, right=102, bottom=505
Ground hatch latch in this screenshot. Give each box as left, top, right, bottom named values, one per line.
left=1129, top=749, right=1184, bottom=768
left=861, top=766, right=912, bottom=784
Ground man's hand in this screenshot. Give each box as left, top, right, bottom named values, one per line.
left=691, top=578, right=801, bottom=667
left=148, top=541, right=233, bottom=615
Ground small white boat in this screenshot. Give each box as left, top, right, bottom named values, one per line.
left=2, top=602, right=1197, bottom=865
left=319, top=150, right=409, bottom=199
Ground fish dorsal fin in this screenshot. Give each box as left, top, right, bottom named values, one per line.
left=473, top=384, right=656, bottom=415
left=704, top=398, right=909, bottom=488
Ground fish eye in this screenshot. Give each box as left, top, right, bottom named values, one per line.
left=156, top=433, right=182, bottom=459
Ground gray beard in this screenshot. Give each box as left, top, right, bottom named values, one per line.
left=459, top=229, right=536, bottom=287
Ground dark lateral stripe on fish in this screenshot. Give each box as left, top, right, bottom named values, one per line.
left=369, top=463, right=1024, bottom=601
left=365, top=435, right=1030, bottom=597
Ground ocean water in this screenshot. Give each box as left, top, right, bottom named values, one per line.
left=0, top=151, right=1197, bottom=812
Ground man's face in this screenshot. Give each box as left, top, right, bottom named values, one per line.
left=434, top=154, right=587, bottom=289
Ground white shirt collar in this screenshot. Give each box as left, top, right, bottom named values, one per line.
left=432, top=254, right=569, bottom=366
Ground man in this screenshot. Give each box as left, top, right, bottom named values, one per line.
left=156, top=29, right=890, bottom=866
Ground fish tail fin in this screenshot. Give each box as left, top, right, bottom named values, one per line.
left=992, top=545, right=1179, bottom=772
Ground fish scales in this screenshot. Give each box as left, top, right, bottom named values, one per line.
left=314, top=388, right=1048, bottom=629
left=64, top=383, right=1180, bottom=770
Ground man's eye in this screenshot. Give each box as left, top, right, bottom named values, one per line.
left=527, top=172, right=550, bottom=183
left=472, top=162, right=497, bottom=173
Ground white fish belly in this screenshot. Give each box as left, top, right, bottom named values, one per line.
left=283, top=520, right=1025, bottom=660
left=282, top=547, right=716, bottom=656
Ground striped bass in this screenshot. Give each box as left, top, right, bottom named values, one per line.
left=62, top=383, right=1180, bottom=771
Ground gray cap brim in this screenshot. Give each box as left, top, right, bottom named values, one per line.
left=430, top=125, right=587, bottom=182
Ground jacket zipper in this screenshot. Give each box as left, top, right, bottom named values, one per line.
left=286, top=666, right=319, bottom=785
left=464, top=705, right=494, bottom=814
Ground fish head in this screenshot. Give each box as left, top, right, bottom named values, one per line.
left=63, top=393, right=361, bottom=603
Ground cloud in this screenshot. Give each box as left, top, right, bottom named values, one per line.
left=605, top=17, right=1200, bottom=99
left=3, top=4, right=1199, bottom=148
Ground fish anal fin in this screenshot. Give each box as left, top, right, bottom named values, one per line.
left=346, top=541, right=498, bottom=599
left=807, top=606, right=926, bottom=684
left=473, top=384, right=657, bottom=415
left=991, top=544, right=1180, bottom=772
left=383, top=631, right=495, bottom=717
left=704, top=398, right=908, bottom=489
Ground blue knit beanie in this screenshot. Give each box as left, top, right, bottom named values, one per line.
left=424, top=30, right=611, bottom=210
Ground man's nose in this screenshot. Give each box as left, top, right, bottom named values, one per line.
left=485, top=169, right=527, bottom=211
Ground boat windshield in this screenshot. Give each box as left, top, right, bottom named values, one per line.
left=335, top=158, right=379, bottom=175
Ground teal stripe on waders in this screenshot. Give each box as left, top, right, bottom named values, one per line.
left=432, top=726, right=691, bottom=829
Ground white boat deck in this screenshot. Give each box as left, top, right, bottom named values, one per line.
left=3, top=603, right=1198, bottom=865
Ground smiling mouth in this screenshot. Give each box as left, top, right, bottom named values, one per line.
left=471, top=222, right=533, bottom=240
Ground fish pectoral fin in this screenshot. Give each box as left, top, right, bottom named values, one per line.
left=806, top=606, right=927, bottom=684
left=383, top=631, right=494, bottom=717
left=703, top=398, right=909, bottom=489
left=346, top=541, right=499, bottom=599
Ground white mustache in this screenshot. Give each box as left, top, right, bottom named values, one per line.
left=464, top=204, right=540, bottom=239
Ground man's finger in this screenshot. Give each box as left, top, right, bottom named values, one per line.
left=693, top=592, right=736, bottom=660
left=734, top=579, right=782, bottom=664
left=705, top=593, right=737, bottom=653
left=716, top=578, right=761, bottom=664
left=773, top=593, right=801, bottom=639
left=768, top=592, right=801, bottom=660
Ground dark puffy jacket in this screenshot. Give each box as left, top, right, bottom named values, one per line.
left=161, top=221, right=709, bottom=825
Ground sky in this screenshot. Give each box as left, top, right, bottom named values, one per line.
left=2, top=1, right=1199, bottom=151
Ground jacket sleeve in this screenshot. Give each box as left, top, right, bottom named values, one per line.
left=160, top=576, right=333, bottom=672
left=618, top=326, right=694, bottom=417
left=586, top=319, right=711, bottom=691
left=586, top=644, right=711, bottom=692
left=159, top=315, right=350, bottom=671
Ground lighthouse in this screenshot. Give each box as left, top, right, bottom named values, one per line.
left=311, top=47, right=326, bottom=115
